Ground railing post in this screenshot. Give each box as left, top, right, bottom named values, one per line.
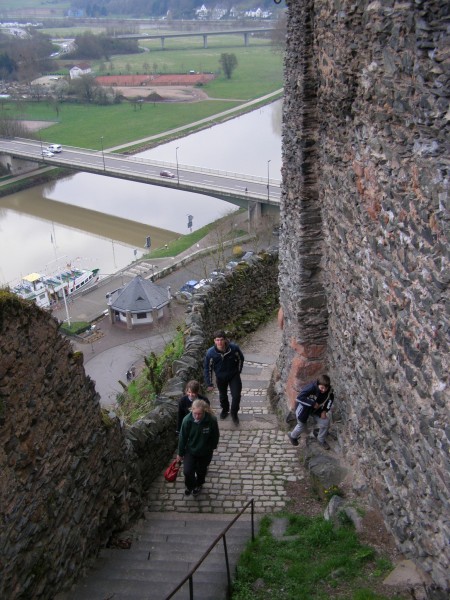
left=163, top=498, right=256, bottom=600
left=222, top=535, right=231, bottom=597
left=189, top=575, right=193, bottom=600
left=251, top=498, right=255, bottom=541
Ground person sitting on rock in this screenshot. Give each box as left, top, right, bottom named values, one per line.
left=287, top=374, right=335, bottom=450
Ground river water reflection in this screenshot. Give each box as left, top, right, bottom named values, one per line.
left=0, top=100, right=282, bottom=286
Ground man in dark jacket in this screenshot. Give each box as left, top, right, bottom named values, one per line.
left=287, top=374, right=335, bottom=450
left=204, top=330, right=244, bottom=425
left=177, top=399, right=219, bottom=497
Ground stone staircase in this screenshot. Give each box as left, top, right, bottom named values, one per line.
left=56, top=324, right=304, bottom=600
left=58, top=512, right=253, bottom=600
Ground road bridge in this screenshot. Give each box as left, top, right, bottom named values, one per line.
left=115, top=28, right=274, bottom=49
left=0, top=138, right=281, bottom=225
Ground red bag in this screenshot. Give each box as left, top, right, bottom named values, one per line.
left=164, top=459, right=181, bottom=482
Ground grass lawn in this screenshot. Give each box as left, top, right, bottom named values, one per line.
left=1, top=0, right=69, bottom=10
left=232, top=514, right=405, bottom=600
left=1, top=99, right=242, bottom=149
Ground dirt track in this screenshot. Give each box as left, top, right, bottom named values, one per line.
left=114, top=85, right=210, bottom=102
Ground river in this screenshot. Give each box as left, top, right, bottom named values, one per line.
left=0, top=100, right=282, bottom=286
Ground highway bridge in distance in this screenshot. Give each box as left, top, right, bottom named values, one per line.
left=114, top=28, right=275, bottom=49
left=0, top=138, right=281, bottom=209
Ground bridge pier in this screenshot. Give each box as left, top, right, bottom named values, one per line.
left=161, top=37, right=165, bottom=50
left=203, top=34, right=208, bottom=49
left=244, top=33, right=249, bottom=47
left=0, top=154, right=40, bottom=176
left=248, top=200, right=262, bottom=231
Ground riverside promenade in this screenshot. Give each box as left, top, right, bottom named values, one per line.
left=56, top=318, right=313, bottom=600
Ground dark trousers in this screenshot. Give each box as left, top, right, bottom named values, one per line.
left=183, top=451, right=213, bottom=491
left=216, top=373, right=242, bottom=415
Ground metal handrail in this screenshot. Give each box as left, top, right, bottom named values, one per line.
left=164, top=498, right=255, bottom=600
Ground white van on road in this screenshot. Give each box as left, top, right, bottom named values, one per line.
left=47, top=144, right=62, bottom=153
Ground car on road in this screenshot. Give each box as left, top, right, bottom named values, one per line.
left=42, top=150, right=54, bottom=157
left=47, top=144, right=62, bottom=153
left=160, top=170, right=175, bottom=178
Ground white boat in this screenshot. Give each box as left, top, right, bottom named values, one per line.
left=12, top=267, right=100, bottom=308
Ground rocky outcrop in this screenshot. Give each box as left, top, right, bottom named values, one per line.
left=278, top=0, right=449, bottom=593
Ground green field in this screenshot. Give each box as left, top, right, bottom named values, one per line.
left=0, top=0, right=70, bottom=17
left=61, top=42, right=283, bottom=101
left=1, top=38, right=282, bottom=149
left=1, top=99, right=246, bottom=149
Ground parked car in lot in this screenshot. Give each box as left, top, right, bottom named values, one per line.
left=226, top=260, right=239, bottom=270
left=194, top=278, right=213, bottom=289
left=160, top=170, right=175, bottom=178
left=226, top=251, right=255, bottom=271
left=179, top=280, right=198, bottom=294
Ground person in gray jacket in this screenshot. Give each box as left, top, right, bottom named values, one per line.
left=204, top=330, right=244, bottom=425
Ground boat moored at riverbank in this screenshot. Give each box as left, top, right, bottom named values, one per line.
left=12, top=267, right=100, bottom=308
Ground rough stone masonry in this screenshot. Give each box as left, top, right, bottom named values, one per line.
left=277, top=0, right=449, bottom=593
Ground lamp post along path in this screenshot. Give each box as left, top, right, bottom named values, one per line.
left=267, top=159, right=271, bottom=201
left=100, top=136, right=105, bottom=171
left=176, top=146, right=180, bottom=185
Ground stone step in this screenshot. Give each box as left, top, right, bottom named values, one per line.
left=128, top=542, right=245, bottom=562
left=56, top=512, right=254, bottom=600
left=98, top=551, right=242, bottom=571
left=58, top=576, right=229, bottom=600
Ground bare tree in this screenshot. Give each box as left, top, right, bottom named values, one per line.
left=70, top=74, right=99, bottom=103
left=219, top=53, right=238, bottom=79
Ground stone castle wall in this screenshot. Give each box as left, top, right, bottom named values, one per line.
left=0, top=294, right=131, bottom=598
left=0, top=251, right=279, bottom=599
left=278, top=0, right=449, bottom=591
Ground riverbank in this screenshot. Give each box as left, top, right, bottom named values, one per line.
left=0, top=90, right=282, bottom=198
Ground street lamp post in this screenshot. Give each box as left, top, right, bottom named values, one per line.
left=176, top=146, right=180, bottom=184
left=267, top=159, right=271, bottom=201
left=100, top=136, right=105, bottom=171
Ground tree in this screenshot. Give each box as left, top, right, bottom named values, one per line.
left=69, top=74, right=99, bottom=103
left=219, top=53, right=238, bottom=79
left=271, top=11, right=288, bottom=53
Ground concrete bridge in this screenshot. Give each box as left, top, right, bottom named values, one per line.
left=0, top=138, right=281, bottom=225
left=115, top=28, right=274, bottom=50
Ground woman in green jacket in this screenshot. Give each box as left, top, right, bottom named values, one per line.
left=177, top=399, right=219, bottom=497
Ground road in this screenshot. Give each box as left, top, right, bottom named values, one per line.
left=0, top=137, right=281, bottom=205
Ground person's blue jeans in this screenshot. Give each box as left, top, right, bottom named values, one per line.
left=216, top=373, right=242, bottom=415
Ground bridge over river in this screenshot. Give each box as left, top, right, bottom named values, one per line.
left=0, top=138, right=281, bottom=215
